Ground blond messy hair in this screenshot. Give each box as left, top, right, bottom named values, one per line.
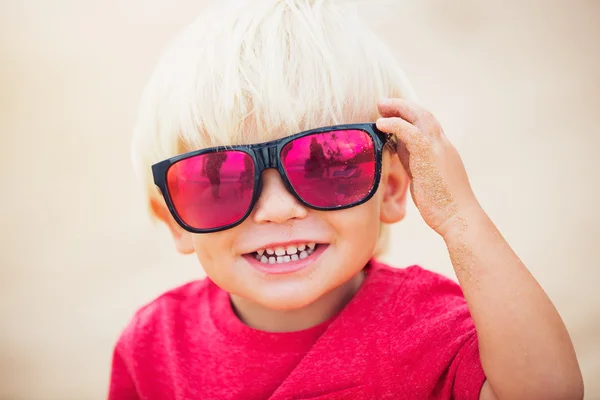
left=131, top=0, right=415, bottom=256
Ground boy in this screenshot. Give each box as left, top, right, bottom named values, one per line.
left=109, top=0, right=583, bottom=399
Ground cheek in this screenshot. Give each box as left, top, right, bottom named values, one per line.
left=191, top=233, right=235, bottom=278
left=328, top=199, right=382, bottom=250
left=191, top=231, right=255, bottom=299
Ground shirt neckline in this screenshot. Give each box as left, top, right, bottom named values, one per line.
left=208, top=260, right=377, bottom=352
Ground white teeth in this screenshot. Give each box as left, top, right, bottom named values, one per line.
left=286, top=245, right=297, bottom=255
left=256, top=243, right=321, bottom=264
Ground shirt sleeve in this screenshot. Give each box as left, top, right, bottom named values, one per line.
left=450, top=332, right=486, bottom=400
left=107, top=336, right=140, bottom=400
left=389, top=265, right=487, bottom=399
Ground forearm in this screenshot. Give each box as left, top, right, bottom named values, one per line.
left=442, top=207, right=583, bottom=399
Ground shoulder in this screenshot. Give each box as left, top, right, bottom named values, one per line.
left=116, top=278, right=212, bottom=352
left=370, top=259, right=464, bottom=299
left=369, top=260, right=471, bottom=327
left=369, top=261, right=483, bottom=381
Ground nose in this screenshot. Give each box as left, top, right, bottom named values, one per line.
left=252, top=170, right=308, bottom=224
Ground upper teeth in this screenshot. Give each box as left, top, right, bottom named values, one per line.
left=254, top=243, right=318, bottom=264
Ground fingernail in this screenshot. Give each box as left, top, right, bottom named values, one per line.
left=380, top=98, right=391, bottom=105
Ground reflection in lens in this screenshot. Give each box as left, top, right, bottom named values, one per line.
left=281, top=130, right=376, bottom=207
left=167, top=151, right=255, bottom=230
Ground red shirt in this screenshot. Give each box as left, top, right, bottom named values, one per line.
left=108, top=260, right=485, bottom=399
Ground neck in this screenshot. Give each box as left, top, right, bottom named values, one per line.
left=230, top=271, right=365, bottom=332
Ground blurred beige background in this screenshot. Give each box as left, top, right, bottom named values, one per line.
left=1, top=0, right=599, bottom=399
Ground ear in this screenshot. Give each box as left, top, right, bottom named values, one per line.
left=150, top=196, right=195, bottom=255
left=379, top=151, right=410, bottom=224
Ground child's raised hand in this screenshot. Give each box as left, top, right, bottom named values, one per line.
left=376, top=98, right=480, bottom=237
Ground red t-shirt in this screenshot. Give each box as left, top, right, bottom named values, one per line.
left=108, top=260, right=485, bottom=399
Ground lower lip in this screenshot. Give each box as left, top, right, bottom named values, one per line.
left=244, top=245, right=328, bottom=275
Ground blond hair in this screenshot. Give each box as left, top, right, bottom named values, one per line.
left=131, top=0, right=415, bottom=256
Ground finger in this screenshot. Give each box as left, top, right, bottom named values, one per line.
left=376, top=116, right=420, bottom=150
left=378, top=98, right=419, bottom=124
left=378, top=98, right=440, bottom=134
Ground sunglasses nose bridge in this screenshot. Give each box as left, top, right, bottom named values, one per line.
left=256, top=144, right=279, bottom=170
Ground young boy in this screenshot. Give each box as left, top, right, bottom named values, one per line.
left=109, top=1, right=583, bottom=399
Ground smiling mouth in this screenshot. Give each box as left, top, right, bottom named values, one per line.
left=252, top=243, right=319, bottom=264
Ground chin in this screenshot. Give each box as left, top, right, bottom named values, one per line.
left=252, top=282, right=325, bottom=311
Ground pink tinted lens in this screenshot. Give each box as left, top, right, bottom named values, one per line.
left=166, top=151, right=255, bottom=230
left=281, top=130, right=376, bottom=208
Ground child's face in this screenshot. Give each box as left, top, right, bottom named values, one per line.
left=152, top=127, right=409, bottom=311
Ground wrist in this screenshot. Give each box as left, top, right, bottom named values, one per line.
left=437, top=203, right=488, bottom=241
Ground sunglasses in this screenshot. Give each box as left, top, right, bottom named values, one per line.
left=152, top=123, right=396, bottom=233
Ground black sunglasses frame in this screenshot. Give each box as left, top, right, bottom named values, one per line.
left=152, top=123, right=395, bottom=234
